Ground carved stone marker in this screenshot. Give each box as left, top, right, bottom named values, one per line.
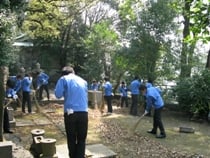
left=7, top=106, right=16, bottom=128
left=0, top=141, right=13, bottom=158
left=179, top=126, right=195, bottom=133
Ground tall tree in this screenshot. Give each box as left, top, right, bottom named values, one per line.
left=174, top=0, right=209, bottom=78
left=22, top=0, right=96, bottom=70
left=0, top=13, right=13, bottom=141
left=0, top=0, right=24, bottom=141
left=117, top=0, right=177, bottom=81
left=84, top=21, right=118, bottom=80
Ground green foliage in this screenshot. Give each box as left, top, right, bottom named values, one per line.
left=118, top=0, right=177, bottom=80
left=172, top=0, right=209, bottom=43
left=0, top=10, right=16, bottom=66
left=189, top=0, right=209, bottom=43
left=22, top=0, right=63, bottom=40
left=175, top=69, right=210, bottom=118
left=83, top=21, right=118, bottom=80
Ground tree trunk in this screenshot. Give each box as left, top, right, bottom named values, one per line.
left=206, top=50, right=210, bottom=68
left=0, top=66, right=9, bottom=141
left=113, top=72, right=124, bottom=94
left=180, top=0, right=194, bottom=78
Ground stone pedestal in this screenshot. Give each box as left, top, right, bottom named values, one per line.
left=40, top=138, right=57, bottom=158
left=88, top=90, right=102, bottom=109
left=30, top=129, right=45, bottom=157
left=0, top=141, right=13, bottom=158
left=7, top=107, right=16, bottom=128
left=31, top=129, right=45, bottom=139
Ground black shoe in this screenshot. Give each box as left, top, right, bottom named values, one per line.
left=4, top=130, right=13, bottom=134
left=156, top=134, right=166, bottom=138
left=147, top=130, right=156, bottom=135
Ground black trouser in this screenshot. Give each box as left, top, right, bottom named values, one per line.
left=104, top=95, right=112, bottom=113
left=3, top=107, right=10, bottom=132
left=22, top=91, right=32, bottom=113
left=39, top=84, right=49, bottom=100
left=152, top=107, right=165, bottom=135
left=130, top=94, right=139, bottom=116
left=64, top=112, right=88, bottom=158
left=121, top=96, right=128, bottom=107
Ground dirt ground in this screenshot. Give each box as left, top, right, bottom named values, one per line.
left=5, top=101, right=210, bottom=158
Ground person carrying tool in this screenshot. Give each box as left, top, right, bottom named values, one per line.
left=145, top=79, right=162, bottom=116
left=54, top=66, right=88, bottom=158
left=4, top=80, right=19, bottom=133
left=13, top=74, right=23, bottom=107
left=140, top=84, right=166, bottom=138
left=36, top=70, right=50, bottom=101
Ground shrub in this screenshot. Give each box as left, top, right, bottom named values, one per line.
left=175, top=69, right=210, bottom=119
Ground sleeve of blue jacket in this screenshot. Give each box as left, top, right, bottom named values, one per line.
left=37, top=73, right=49, bottom=87
left=146, top=96, right=154, bottom=112
left=14, top=80, right=22, bottom=92
left=54, top=77, right=65, bottom=98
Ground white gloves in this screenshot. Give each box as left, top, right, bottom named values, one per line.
left=13, top=95, right=18, bottom=100
left=144, top=110, right=148, bottom=115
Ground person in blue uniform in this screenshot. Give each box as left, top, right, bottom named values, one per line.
left=90, top=79, right=99, bottom=91
left=119, top=81, right=128, bottom=108
left=103, top=77, right=113, bottom=114
left=54, top=66, right=88, bottom=158
left=130, top=76, right=141, bottom=116
left=140, top=84, right=166, bottom=138
left=21, top=74, right=32, bottom=113
left=36, top=71, right=50, bottom=101
left=4, top=80, right=18, bottom=133
left=145, top=80, right=162, bottom=116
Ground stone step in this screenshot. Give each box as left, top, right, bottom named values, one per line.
left=56, top=143, right=117, bottom=158
left=86, top=144, right=117, bottom=158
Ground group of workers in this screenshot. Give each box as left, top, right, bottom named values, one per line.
left=89, top=76, right=166, bottom=139
left=3, top=65, right=166, bottom=158
left=3, top=70, right=50, bottom=133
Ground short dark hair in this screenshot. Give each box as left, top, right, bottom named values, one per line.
left=62, top=66, right=74, bottom=75
left=139, top=84, right=147, bottom=91
left=104, top=77, right=109, bottom=81
left=16, top=74, right=22, bottom=79
left=147, top=78, right=153, bottom=84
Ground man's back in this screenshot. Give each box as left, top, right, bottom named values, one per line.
left=55, top=73, right=88, bottom=112
left=130, top=79, right=140, bottom=95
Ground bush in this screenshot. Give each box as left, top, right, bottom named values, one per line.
left=175, top=69, right=210, bottom=119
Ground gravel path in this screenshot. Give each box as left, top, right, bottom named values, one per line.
left=2, top=99, right=208, bottom=158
